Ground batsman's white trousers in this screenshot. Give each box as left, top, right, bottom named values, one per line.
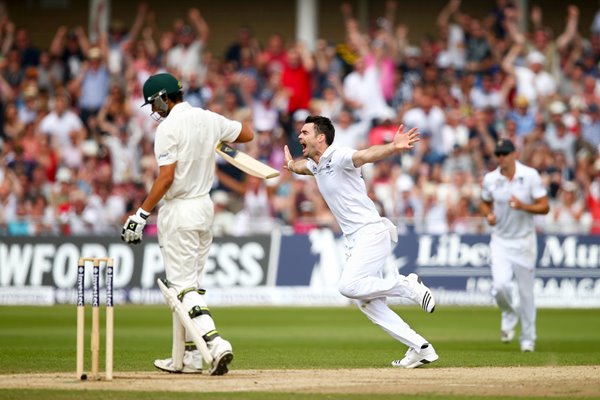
left=158, top=195, right=218, bottom=346
left=158, top=195, right=214, bottom=292
left=338, top=220, right=429, bottom=350
left=490, top=233, right=537, bottom=345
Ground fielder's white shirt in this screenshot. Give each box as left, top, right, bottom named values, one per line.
left=306, top=145, right=381, bottom=235
left=154, top=102, right=241, bottom=200
left=481, top=160, right=547, bottom=239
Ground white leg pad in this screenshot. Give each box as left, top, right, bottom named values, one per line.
left=157, top=279, right=213, bottom=364
left=180, top=290, right=217, bottom=335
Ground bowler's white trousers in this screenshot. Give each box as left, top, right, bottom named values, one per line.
left=490, top=232, right=537, bottom=345
left=338, top=220, right=429, bottom=350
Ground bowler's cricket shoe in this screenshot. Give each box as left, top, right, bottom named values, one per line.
left=391, top=344, right=439, bottom=369
left=208, top=337, right=234, bottom=376
left=154, top=350, right=203, bottom=374
left=407, top=273, right=436, bottom=313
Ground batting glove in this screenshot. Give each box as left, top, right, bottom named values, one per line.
left=121, top=208, right=150, bottom=244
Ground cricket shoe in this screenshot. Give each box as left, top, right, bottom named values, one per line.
left=154, top=350, right=203, bottom=374
left=501, top=329, right=515, bottom=343
left=208, top=337, right=234, bottom=376
left=391, top=344, right=439, bottom=369
left=407, top=273, right=436, bottom=313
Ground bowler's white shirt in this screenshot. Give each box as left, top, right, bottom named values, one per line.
left=306, top=145, right=381, bottom=235
left=154, top=102, right=241, bottom=200
left=481, top=161, right=547, bottom=239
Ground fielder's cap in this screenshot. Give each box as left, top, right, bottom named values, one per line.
left=141, top=73, right=182, bottom=106
left=494, top=138, right=516, bottom=155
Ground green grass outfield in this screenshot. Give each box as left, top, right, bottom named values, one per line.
left=1, top=305, right=599, bottom=399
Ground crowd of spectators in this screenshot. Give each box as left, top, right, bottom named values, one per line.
left=1, top=0, right=600, bottom=237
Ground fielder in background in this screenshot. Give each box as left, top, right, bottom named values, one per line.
left=480, top=139, right=550, bottom=353
left=121, top=72, right=255, bottom=375
left=285, top=115, right=438, bottom=369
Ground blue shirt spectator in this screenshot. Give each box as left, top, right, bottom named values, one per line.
left=508, top=95, right=536, bottom=137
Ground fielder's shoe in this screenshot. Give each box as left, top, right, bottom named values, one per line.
left=392, top=343, right=439, bottom=369
left=407, top=273, right=436, bottom=313
left=208, top=337, right=234, bottom=376
left=154, top=350, right=203, bottom=374
left=501, top=329, right=515, bottom=343
left=521, top=341, right=535, bottom=352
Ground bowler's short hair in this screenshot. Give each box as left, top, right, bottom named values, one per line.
left=305, top=115, right=335, bottom=145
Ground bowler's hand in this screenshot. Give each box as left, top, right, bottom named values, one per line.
left=393, top=124, right=420, bottom=151
left=121, top=208, right=150, bottom=244
left=486, top=213, right=496, bottom=226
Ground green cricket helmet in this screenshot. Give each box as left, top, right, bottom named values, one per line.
left=141, top=73, right=182, bottom=107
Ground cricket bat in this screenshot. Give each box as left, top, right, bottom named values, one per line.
left=216, top=142, right=280, bottom=179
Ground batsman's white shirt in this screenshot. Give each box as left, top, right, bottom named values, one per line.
left=154, top=102, right=241, bottom=291
left=154, top=102, right=241, bottom=199
left=306, top=145, right=381, bottom=235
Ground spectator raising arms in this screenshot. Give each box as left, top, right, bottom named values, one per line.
left=0, top=1, right=598, bottom=237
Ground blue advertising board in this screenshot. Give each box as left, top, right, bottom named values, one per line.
left=1, top=232, right=599, bottom=307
